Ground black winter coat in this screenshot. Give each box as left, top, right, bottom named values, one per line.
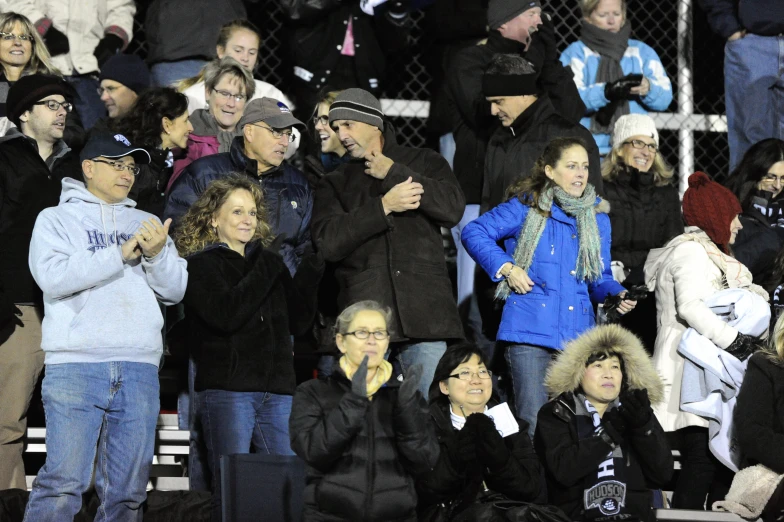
left=482, top=95, right=603, bottom=212
left=182, top=243, right=322, bottom=394
left=0, top=132, right=80, bottom=314
left=290, top=369, right=440, bottom=521
left=733, top=208, right=784, bottom=290
left=417, top=400, right=541, bottom=520
left=448, top=27, right=587, bottom=204
left=735, top=352, right=784, bottom=473
left=311, top=128, right=465, bottom=342
left=535, top=393, right=673, bottom=522
left=603, top=166, right=682, bottom=275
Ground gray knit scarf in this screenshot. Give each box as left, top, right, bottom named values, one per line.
left=580, top=20, right=633, bottom=134
left=496, top=183, right=604, bottom=301
left=190, top=108, right=238, bottom=153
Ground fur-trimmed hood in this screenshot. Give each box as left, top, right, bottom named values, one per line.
left=544, top=324, right=664, bottom=404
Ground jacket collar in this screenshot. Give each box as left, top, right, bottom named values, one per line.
left=486, top=31, right=525, bottom=54
left=615, top=165, right=654, bottom=191
left=229, top=136, right=286, bottom=179
left=508, top=95, right=555, bottom=138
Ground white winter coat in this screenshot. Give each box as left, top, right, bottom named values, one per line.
left=644, top=227, right=768, bottom=432
left=7, top=0, right=135, bottom=75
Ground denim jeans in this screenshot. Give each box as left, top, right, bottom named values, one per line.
left=65, top=74, right=106, bottom=130
left=179, top=356, right=210, bottom=491
left=395, top=340, right=447, bottom=399
left=725, top=34, right=784, bottom=171
left=198, top=390, right=294, bottom=521
left=439, top=132, right=456, bottom=170
left=504, top=343, right=557, bottom=439
left=23, top=362, right=159, bottom=522
left=151, top=59, right=208, bottom=87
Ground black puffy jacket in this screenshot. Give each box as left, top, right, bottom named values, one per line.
left=603, top=166, right=682, bottom=277
left=417, top=400, right=541, bottom=520
left=290, top=370, right=440, bottom=521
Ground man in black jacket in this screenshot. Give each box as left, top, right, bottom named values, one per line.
left=483, top=54, right=603, bottom=212
left=0, top=74, right=80, bottom=490
left=312, top=88, right=465, bottom=395
left=699, top=0, right=784, bottom=172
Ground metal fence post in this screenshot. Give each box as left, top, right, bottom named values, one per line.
left=678, top=0, right=694, bottom=196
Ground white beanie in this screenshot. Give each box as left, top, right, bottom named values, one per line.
left=612, top=114, right=659, bottom=150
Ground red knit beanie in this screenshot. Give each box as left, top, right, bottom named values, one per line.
left=682, top=171, right=742, bottom=251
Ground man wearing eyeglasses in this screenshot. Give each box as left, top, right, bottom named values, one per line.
left=24, top=131, right=187, bottom=520
left=0, top=73, right=81, bottom=490
left=166, top=97, right=312, bottom=276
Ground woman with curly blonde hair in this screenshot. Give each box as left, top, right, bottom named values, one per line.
left=176, top=175, right=324, bottom=520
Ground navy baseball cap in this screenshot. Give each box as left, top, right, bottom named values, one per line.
left=80, top=132, right=151, bottom=164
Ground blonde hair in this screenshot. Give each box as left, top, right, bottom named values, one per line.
left=768, top=313, right=784, bottom=363
left=0, top=12, right=60, bottom=76
left=580, top=0, right=628, bottom=20
left=174, top=175, right=273, bottom=257
left=601, top=145, right=675, bottom=186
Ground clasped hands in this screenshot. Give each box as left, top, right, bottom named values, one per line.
left=121, top=218, right=172, bottom=262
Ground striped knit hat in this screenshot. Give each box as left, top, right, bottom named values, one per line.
left=328, top=88, right=384, bottom=130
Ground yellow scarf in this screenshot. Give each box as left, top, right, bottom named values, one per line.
left=339, top=356, right=393, bottom=400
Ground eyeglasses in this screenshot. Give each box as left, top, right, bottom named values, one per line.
left=622, top=139, right=657, bottom=153
left=343, top=330, right=389, bottom=340
left=212, top=89, right=247, bottom=103
left=0, top=32, right=34, bottom=43
left=91, top=159, right=141, bottom=176
left=32, top=100, right=73, bottom=113
left=762, top=174, right=784, bottom=185
left=251, top=124, right=296, bottom=143
left=448, top=369, right=493, bottom=381
left=312, top=115, right=330, bottom=127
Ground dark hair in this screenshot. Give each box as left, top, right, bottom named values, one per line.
left=485, top=53, right=536, bottom=76
left=724, top=138, right=784, bottom=208
left=580, top=351, right=628, bottom=393
left=428, top=342, right=492, bottom=404
left=506, top=136, right=589, bottom=211
left=115, top=87, right=189, bottom=150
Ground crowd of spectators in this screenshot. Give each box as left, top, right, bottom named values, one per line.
left=1, top=0, right=784, bottom=521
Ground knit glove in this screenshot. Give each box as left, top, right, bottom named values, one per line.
left=94, top=34, right=124, bottom=68
left=44, top=26, right=70, bottom=57
left=293, top=251, right=325, bottom=288
left=726, top=332, right=765, bottom=361
left=604, top=74, right=643, bottom=102
left=619, top=389, right=652, bottom=429
left=447, top=420, right=479, bottom=470
left=469, top=413, right=511, bottom=471
left=600, top=407, right=627, bottom=446
left=351, top=355, right=369, bottom=398
left=398, top=364, right=423, bottom=405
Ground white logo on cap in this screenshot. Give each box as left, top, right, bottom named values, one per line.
left=114, top=134, right=131, bottom=146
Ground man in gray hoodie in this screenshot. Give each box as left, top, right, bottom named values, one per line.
left=24, top=132, right=188, bottom=522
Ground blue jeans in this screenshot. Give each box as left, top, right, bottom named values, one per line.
left=198, top=390, right=294, bottom=521
left=65, top=74, right=106, bottom=130
left=151, top=59, right=208, bottom=87
left=179, top=356, right=210, bottom=491
left=23, top=362, right=159, bottom=522
left=504, top=343, right=556, bottom=439
left=396, top=340, right=447, bottom=399
left=439, top=132, right=456, bottom=170
left=725, top=34, right=784, bottom=171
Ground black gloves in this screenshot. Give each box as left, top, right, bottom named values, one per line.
left=600, top=407, right=627, bottom=446
left=604, top=74, right=643, bottom=102
left=94, top=34, right=124, bottom=68
left=398, top=364, right=423, bottom=405
left=44, top=26, right=70, bottom=57
left=619, top=389, right=652, bottom=429
left=469, top=412, right=511, bottom=471
left=726, top=332, right=765, bottom=360
left=351, top=355, right=369, bottom=398
left=603, top=285, right=647, bottom=323
left=294, top=251, right=325, bottom=287
left=448, top=419, right=478, bottom=469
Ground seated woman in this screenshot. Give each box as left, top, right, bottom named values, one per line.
left=560, top=0, right=673, bottom=155
left=417, top=343, right=542, bottom=521
left=289, top=301, right=439, bottom=521
left=535, top=324, right=673, bottom=522
left=175, top=175, right=323, bottom=520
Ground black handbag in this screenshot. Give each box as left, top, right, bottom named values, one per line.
left=450, top=492, right=572, bottom=522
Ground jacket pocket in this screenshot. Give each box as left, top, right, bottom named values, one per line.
left=502, top=295, right=555, bottom=337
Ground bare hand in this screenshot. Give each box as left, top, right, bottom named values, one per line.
left=616, top=291, right=637, bottom=315
left=382, top=176, right=424, bottom=215
left=364, top=150, right=394, bottom=179
left=630, top=77, right=650, bottom=96
left=134, top=218, right=172, bottom=259
left=121, top=236, right=142, bottom=262
left=727, top=30, right=746, bottom=42
left=505, top=264, right=534, bottom=294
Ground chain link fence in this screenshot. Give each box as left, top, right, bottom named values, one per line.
left=128, top=1, right=730, bottom=182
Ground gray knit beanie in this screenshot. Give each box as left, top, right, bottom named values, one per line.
left=488, top=0, right=542, bottom=30
left=328, top=88, right=384, bottom=130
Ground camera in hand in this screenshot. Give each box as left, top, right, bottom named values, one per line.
left=603, top=285, right=648, bottom=323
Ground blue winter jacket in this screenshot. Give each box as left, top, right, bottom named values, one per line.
left=164, top=136, right=312, bottom=275
left=560, top=39, right=673, bottom=155
left=462, top=197, right=624, bottom=349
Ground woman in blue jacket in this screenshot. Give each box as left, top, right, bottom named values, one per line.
left=560, top=0, right=673, bottom=155
left=462, top=137, right=636, bottom=437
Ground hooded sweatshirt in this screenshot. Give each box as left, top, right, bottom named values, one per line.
left=28, top=177, right=188, bottom=366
